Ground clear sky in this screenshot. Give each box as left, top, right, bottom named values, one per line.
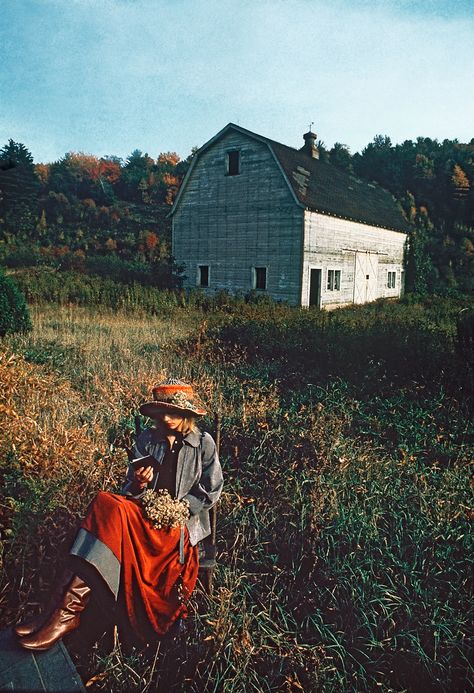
left=1, top=0, right=473, bottom=164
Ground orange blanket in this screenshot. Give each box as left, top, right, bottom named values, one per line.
left=80, top=491, right=199, bottom=641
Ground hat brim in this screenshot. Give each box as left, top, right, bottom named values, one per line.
left=139, top=400, right=207, bottom=418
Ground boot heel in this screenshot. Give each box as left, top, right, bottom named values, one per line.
left=19, top=576, right=91, bottom=652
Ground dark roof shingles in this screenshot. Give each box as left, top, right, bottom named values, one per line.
left=267, top=138, right=410, bottom=233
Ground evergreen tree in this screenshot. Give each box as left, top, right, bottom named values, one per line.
left=0, top=141, right=39, bottom=240
left=405, top=212, right=436, bottom=296
left=328, top=142, right=353, bottom=173
left=0, top=140, right=35, bottom=169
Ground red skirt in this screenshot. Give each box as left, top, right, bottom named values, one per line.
left=79, top=491, right=199, bottom=641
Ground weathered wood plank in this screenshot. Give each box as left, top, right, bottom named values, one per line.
left=173, top=130, right=303, bottom=304
left=301, top=211, right=406, bottom=308
left=0, top=629, right=86, bottom=692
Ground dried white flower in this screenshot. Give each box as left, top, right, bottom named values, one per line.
left=141, top=489, right=190, bottom=529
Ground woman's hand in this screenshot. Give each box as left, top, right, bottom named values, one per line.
left=134, top=465, right=154, bottom=488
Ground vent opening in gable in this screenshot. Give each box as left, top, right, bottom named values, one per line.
left=226, top=150, right=240, bottom=176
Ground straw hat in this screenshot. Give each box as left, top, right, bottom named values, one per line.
left=139, top=379, right=207, bottom=418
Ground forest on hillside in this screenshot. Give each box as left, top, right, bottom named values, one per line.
left=0, top=133, right=473, bottom=294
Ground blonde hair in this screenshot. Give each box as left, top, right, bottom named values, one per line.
left=178, top=415, right=198, bottom=435
left=153, top=412, right=198, bottom=436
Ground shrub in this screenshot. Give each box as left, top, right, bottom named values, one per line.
left=10, top=267, right=182, bottom=315
left=0, top=270, right=31, bottom=337
left=0, top=245, right=44, bottom=268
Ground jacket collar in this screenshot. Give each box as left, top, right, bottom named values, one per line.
left=183, top=428, right=202, bottom=447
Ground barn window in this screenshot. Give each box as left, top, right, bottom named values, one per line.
left=226, top=150, right=240, bottom=176
left=198, top=265, right=210, bottom=287
left=387, top=271, right=396, bottom=289
left=253, top=266, right=267, bottom=290
left=327, top=269, right=341, bottom=291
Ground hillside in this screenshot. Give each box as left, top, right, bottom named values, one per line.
left=1, top=134, right=473, bottom=295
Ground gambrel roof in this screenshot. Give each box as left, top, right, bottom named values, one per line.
left=171, top=123, right=410, bottom=233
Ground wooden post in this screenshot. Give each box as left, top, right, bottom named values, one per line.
left=211, top=411, right=221, bottom=546
left=198, top=411, right=221, bottom=595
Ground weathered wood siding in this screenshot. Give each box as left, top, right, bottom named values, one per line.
left=173, top=131, right=303, bottom=303
left=301, top=212, right=406, bottom=309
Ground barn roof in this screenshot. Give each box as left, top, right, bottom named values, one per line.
left=172, top=123, right=411, bottom=233
left=269, top=139, right=411, bottom=233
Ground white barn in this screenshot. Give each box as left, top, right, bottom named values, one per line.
left=171, top=123, right=409, bottom=308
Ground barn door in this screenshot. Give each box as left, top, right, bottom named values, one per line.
left=354, top=252, right=378, bottom=304
left=309, top=269, right=321, bottom=308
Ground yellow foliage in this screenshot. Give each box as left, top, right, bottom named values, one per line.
left=452, top=164, right=469, bottom=190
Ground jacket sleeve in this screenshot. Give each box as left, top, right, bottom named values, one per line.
left=121, top=430, right=150, bottom=497
left=182, top=433, right=223, bottom=516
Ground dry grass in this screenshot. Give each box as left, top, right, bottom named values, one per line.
left=1, top=301, right=472, bottom=692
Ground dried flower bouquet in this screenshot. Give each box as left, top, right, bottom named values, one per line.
left=141, top=489, right=190, bottom=529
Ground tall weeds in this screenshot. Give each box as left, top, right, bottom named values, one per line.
left=0, top=298, right=472, bottom=691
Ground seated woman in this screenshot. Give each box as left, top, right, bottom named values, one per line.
left=15, top=379, right=223, bottom=650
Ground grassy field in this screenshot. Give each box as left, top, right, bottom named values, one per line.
left=0, top=295, right=473, bottom=692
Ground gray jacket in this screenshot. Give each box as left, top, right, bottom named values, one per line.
left=122, top=427, right=223, bottom=547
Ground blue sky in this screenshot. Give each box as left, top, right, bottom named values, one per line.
left=1, top=0, right=473, bottom=163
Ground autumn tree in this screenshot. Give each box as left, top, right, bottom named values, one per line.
left=48, top=152, right=118, bottom=204
left=144, top=230, right=159, bottom=258
left=35, top=163, right=50, bottom=186
left=451, top=164, right=470, bottom=201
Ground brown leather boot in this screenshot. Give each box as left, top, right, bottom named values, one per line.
left=19, top=576, right=91, bottom=651
left=14, top=569, right=74, bottom=637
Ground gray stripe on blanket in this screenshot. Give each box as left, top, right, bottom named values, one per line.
left=69, top=528, right=120, bottom=598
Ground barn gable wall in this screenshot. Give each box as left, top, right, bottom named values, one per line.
left=302, top=212, right=406, bottom=308
left=172, top=130, right=304, bottom=304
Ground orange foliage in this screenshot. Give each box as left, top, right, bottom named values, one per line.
left=145, top=231, right=159, bottom=251
left=35, top=163, right=50, bottom=185
left=64, top=153, right=121, bottom=183
left=157, top=152, right=180, bottom=167
left=98, top=159, right=121, bottom=183
left=162, top=173, right=179, bottom=187
left=52, top=245, right=70, bottom=257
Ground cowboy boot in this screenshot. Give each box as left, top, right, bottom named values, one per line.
left=14, top=568, right=74, bottom=637
left=19, top=576, right=91, bottom=651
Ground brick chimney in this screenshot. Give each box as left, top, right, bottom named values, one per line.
left=302, top=130, right=319, bottom=159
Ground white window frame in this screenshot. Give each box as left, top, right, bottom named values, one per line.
left=387, top=270, right=396, bottom=289
left=197, top=264, right=210, bottom=288
left=252, top=266, right=268, bottom=291
left=327, top=268, right=341, bottom=291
